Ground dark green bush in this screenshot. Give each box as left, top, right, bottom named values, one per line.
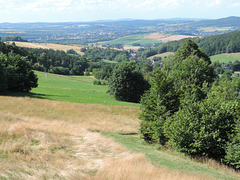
left=108, top=61, right=149, bottom=103
left=224, top=123, right=240, bottom=169
left=0, top=53, right=38, bottom=92
left=165, top=97, right=239, bottom=160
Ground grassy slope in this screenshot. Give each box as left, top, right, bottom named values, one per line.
left=1, top=71, right=240, bottom=179
left=210, top=53, right=240, bottom=63
left=104, top=133, right=239, bottom=180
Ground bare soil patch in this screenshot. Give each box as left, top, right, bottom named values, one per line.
left=161, top=35, right=195, bottom=42
left=145, top=33, right=166, bottom=40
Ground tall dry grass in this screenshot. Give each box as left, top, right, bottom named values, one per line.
left=0, top=96, right=236, bottom=179
left=0, top=96, right=140, bottom=134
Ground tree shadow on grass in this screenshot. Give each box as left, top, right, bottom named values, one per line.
left=1, top=91, right=68, bottom=100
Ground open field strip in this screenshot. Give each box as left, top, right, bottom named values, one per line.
left=6, top=41, right=85, bottom=55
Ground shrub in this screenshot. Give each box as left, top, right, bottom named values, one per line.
left=93, top=80, right=101, bottom=85
left=108, top=61, right=149, bottom=103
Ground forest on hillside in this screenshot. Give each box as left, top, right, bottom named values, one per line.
left=157, top=30, right=240, bottom=56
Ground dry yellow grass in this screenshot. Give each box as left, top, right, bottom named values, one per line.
left=0, top=96, right=233, bottom=179
left=0, top=96, right=139, bottom=134
left=0, top=113, right=214, bottom=180
left=5, top=41, right=85, bottom=55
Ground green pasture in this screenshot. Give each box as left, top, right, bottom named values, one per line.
left=210, top=53, right=240, bottom=63
left=101, top=33, right=161, bottom=45
left=6, top=71, right=139, bottom=107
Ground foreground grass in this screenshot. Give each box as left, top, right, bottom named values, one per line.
left=5, top=71, right=139, bottom=107
left=0, top=96, right=220, bottom=180
left=104, top=133, right=239, bottom=180
left=0, top=96, right=239, bottom=179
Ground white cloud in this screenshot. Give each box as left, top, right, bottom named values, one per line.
left=0, top=0, right=239, bottom=22
left=230, top=2, right=240, bottom=8
left=207, top=0, right=221, bottom=7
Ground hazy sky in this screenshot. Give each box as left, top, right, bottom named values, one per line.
left=0, top=0, right=240, bottom=22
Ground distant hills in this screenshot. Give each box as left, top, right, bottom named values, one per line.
left=189, top=16, right=240, bottom=28
left=0, top=16, right=239, bottom=44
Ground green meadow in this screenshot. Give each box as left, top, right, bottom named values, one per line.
left=101, top=33, right=161, bottom=45
left=210, top=53, right=240, bottom=63
left=6, top=71, right=139, bottom=107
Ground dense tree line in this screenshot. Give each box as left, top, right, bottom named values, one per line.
left=25, top=48, right=89, bottom=75
left=156, top=30, right=240, bottom=56
left=82, top=47, right=129, bottom=62
left=0, top=41, right=89, bottom=75
left=140, top=39, right=240, bottom=169
left=2, top=36, right=28, bottom=42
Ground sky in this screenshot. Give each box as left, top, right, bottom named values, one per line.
left=0, top=0, right=240, bottom=23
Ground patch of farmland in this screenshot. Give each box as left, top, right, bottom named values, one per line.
left=6, top=41, right=85, bottom=55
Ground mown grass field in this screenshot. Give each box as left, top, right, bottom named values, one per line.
left=210, top=53, right=240, bottom=63
left=1, top=71, right=240, bottom=179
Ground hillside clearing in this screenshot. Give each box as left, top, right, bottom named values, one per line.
left=147, top=52, right=174, bottom=60
left=210, top=53, right=240, bottom=63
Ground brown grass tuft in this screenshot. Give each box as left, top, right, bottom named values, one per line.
left=91, top=154, right=214, bottom=180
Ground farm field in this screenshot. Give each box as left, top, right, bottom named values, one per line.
left=145, top=33, right=196, bottom=43
left=100, top=33, right=160, bottom=46
left=5, top=41, right=85, bottom=55
left=1, top=71, right=240, bottom=179
left=100, top=32, right=196, bottom=48
left=210, top=53, right=240, bottom=63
